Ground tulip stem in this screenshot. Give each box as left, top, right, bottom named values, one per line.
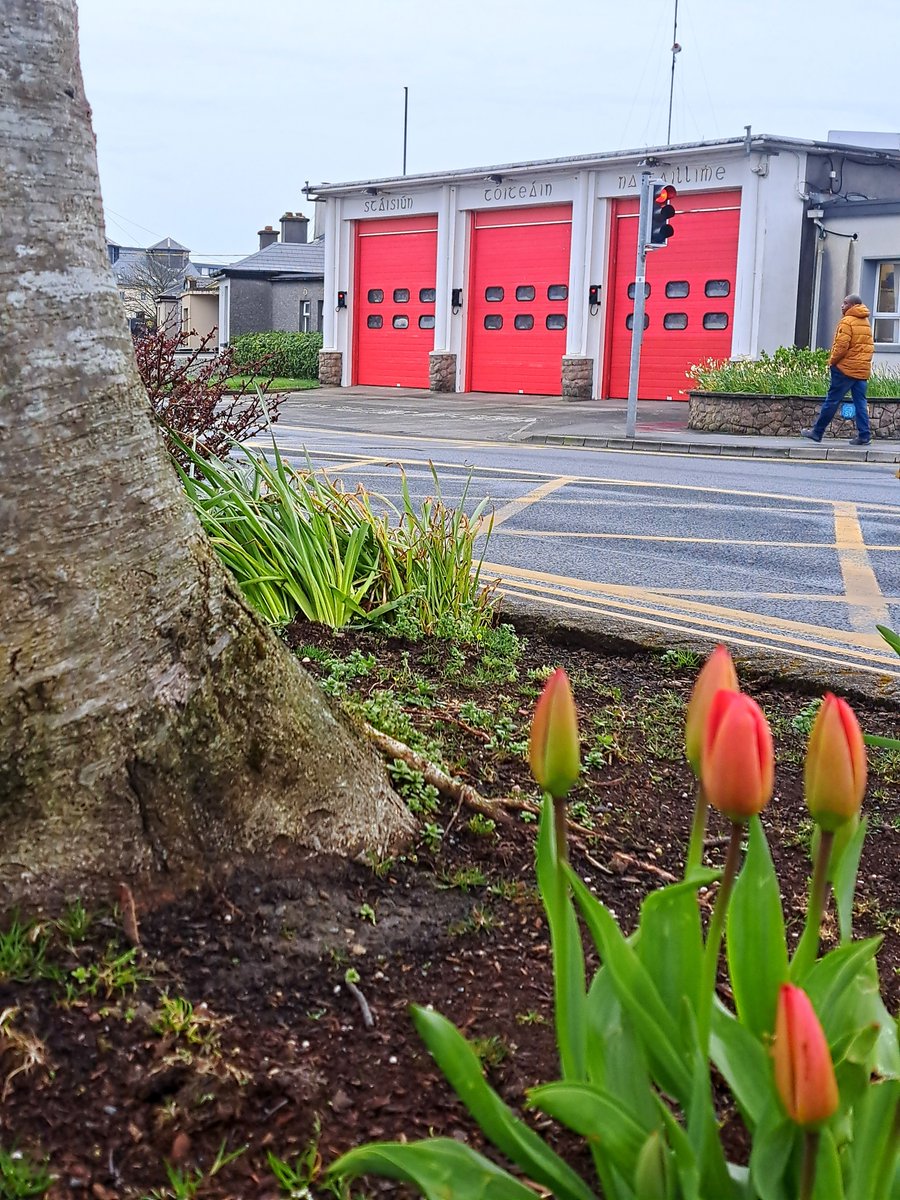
left=553, top=796, right=569, bottom=865
left=698, top=821, right=744, bottom=1051
left=791, top=829, right=834, bottom=980
left=685, top=779, right=708, bottom=878
left=799, top=1130, right=819, bottom=1200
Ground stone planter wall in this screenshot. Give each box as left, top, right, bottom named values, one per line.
left=562, top=356, right=594, bottom=401
left=429, top=352, right=457, bottom=393
left=318, top=350, right=342, bottom=387
left=688, top=391, right=900, bottom=439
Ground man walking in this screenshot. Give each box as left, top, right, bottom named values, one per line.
left=802, top=294, right=875, bottom=445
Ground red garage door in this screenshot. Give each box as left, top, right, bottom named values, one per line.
left=604, top=190, right=741, bottom=401
left=467, top=205, right=572, bottom=395
left=354, top=215, right=438, bottom=387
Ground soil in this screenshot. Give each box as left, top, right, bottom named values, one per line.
left=1, top=619, right=898, bottom=1199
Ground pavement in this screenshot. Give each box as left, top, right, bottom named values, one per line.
left=278, top=386, right=900, bottom=464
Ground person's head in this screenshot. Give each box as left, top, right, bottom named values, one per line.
left=842, top=294, right=863, bottom=312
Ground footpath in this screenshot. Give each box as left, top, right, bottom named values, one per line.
left=278, top=387, right=900, bottom=465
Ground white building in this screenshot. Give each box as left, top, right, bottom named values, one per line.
left=306, top=131, right=900, bottom=402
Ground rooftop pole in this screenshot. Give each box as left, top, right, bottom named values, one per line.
left=402, top=86, right=409, bottom=176
left=666, top=0, right=680, bottom=144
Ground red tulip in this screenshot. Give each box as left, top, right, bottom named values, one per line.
left=804, top=694, right=867, bottom=831
left=772, top=984, right=839, bottom=1127
left=702, top=690, right=773, bottom=821
left=685, top=645, right=739, bottom=774
left=529, top=669, right=580, bottom=800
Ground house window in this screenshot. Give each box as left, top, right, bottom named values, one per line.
left=300, top=300, right=311, bottom=332
left=181, top=306, right=189, bottom=332
left=874, top=261, right=900, bottom=344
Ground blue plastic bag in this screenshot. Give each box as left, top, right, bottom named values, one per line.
left=841, top=402, right=855, bottom=419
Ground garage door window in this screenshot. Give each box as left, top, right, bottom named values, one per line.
left=626, top=313, right=650, bottom=330
left=666, top=281, right=690, bottom=298
left=874, top=261, right=899, bottom=344
left=419, top=287, right=436, bottom=303
left=546, top=314, right=567, bottom=330
left=485, top=286, right=504, bottom=302
left=703, top=312, right=729, bottom=330
left=418, top=314, right=435, bottom=329
left=367, top=288, right=384, bottom=303
left=514, top=314, right=534, bottom=330
left=548, top=284, right=568, bottom=300
left=705, top=280, right=730, bottom=298
left=392, top=315, right=409, bottom=329
left=367, top=315, right=383, bottom=329
left=628, top=282, right=651, bottom=299
left=393, top=288, right=410, bottom=303
left=516, top=285, right=536, bottom=302
left=484, top=314, right=503, bottom=330
left=663, top=313, right=688, bottom=330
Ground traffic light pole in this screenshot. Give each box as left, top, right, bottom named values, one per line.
left=625, top=172, right=652, bottom=439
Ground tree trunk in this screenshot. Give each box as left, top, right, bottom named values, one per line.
left=0, top=0, right=414, bottom=901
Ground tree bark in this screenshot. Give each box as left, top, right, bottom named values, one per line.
left=0, top=0, right=414, bottom=900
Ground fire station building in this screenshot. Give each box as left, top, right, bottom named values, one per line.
left=307, top=132, right=900, bottom=402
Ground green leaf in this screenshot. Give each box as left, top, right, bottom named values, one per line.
left=636, top=876, right=715, bottom=1027
left=655, top=1101, right=701, bottom=1200
left=328, top=1138, right=542, bottom=1199
left=567, top=869, right=692, bottom=1103
left=830, top=817, right=867, bottom=944
left=710, top=1001, right=774, bottom=1131
left=802, top=939, right=884, bottom=1047
left=875, top=623, right=900, bottom=656
left=411, top=1007, right=596, bottom=1200
left=727, top=817, right=788, bottom=1040
left=812, top=1128, right=844, bottom=1200
left=830, top=960, right=900, bottom=1081
left=748, top=1112, right=797, bottom=1200
left=528, top=1080, right=649, bottom=1179
left=585, top=968, right=658, bottom=1128
left=845, top=1079, right=899, bottom=1200
left=537, top=796, right=587, bottom=1081
left=685, top=1029, right=739, bottom=1200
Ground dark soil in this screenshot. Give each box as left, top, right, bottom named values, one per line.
left=1, top=620, right=898, bottom=1199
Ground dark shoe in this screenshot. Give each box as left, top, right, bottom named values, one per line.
left=849, top=437, right=871, bottom=446
left=800, top=429, right=822, bottom=442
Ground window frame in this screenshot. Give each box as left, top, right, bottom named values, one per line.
left=872, top=259, right=900, bottom=346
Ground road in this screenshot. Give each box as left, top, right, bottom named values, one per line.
left=247, top=419, right=900, bottom=678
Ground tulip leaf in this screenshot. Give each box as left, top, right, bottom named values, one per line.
left=637, top=876, right=715, bottom=1026
left=748, top=1112, right=796, bottom=1200
left=655, top=1100, right=701, bottom=1200
left=830, top=816, right=867, bottom=944
left=527, top=1080, right=650, bottom=1179
left=831, top=959, right=900, bottom=1081
left=710, top=1001, right=774, bottom=1132
left=812, top=1127, right=844, bottom=1200
left=801, top=937, right=882, bottom=1036
left=537, top=795, right=586, bottom=1081
left=567, top=868, right=692, bottom=1103
left=844, top=1078, right=900, bottom=1200
left=727, top=816, right=788, bottom=1040
left=328, top=1138, right=542, bottom=1199
left=410, top=1006, right=597, bottom=1200
left=585, top=968, right=658, bottom=1129
left=685, top=1021, right=740, bottom=1200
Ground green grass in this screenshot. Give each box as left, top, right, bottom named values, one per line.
left=0, top=1146, right=52, bottom=1197
left=223, top=376, right=319, bottom=391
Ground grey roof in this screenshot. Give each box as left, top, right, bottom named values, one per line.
left=148, top=236, right=190, bottom=252
left=218, top=238, right=325, bottom=278
left=308, top=132, right=900, bottom=196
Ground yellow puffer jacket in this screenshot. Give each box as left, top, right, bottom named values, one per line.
left=829, top=303, right=875, bottom=379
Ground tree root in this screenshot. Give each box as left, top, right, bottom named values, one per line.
left=364, top=723, right=673, bottom=882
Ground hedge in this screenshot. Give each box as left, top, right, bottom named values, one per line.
left=230, top=332, right=323, bottom=380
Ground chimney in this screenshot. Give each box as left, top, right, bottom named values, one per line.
left=280, top=211, right=309, bottom=244
left=258, top=224, right=278, bottom=251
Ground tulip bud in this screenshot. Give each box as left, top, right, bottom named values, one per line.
left=529, top=669, right=580, bottom=800
left=702, top=690, right=774, bottom=821
left=634, top=1129, right=674, bottom=1200
left=685, top=645, right=739, bottom=774
left=804, top=694, right=867, bottom=832
left=772, top=984, right=839, bottom=1127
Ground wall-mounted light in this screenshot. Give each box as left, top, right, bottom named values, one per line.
left=487, top=174, right=503, bottom=184
left=336, top=290, right=347, bottom=310
left=365, top=187, right=379, bottom=196
left=588, top=284, right=601, bottom=314
left=451, top=287, right=463, bottom=313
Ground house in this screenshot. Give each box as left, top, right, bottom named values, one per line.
left=108, top=236, right=220, bottom=337
left=305, top=130, right=900, bottom=400
left=156, top=277, right=220, bottom=349
left=215, top=212, right=325, bottom=348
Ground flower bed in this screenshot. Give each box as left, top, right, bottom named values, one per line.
left=688, top=391, right=900, bottom=439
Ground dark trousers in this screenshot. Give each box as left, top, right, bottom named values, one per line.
left=812, top=367, right=871, bottom=440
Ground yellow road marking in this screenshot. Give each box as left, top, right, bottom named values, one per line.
left=495, top=528, right=900, bottom=551
left=641, top=588, right=900, bottom=605
left=833, top=503, right=892, bottom=632
left=484, top=476, right=574, bottom=532
left=319, top=456, right=386, bottom=474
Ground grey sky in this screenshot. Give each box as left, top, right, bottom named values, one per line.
left=77, top=0, right=899, bottom=261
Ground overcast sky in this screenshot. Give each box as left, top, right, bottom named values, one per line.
left=77, top=0, right=899, bottom=262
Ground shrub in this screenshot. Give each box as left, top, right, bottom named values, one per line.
left=230, top=332, right=323, bottom=380
left=688, top=344, right=900, bottom=397
left=134, top=327, right=284, bottom=464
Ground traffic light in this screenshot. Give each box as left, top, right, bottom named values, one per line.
left=648, top=184, right=677, bottom=247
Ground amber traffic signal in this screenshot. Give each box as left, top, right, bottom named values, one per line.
left=649, top=184, right=677, bottom=247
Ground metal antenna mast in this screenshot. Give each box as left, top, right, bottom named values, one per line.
left=402, top=86, right=409, bottom=176
left=666, top=0, right=681, bottom=144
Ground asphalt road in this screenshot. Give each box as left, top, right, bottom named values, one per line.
left=248, top=415, right=900, bottom=678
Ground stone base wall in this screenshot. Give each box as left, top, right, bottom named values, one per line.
left=688, top=391, right=900, bottom=439
left=429, top=352, right=457, bottom=393
left=318, top=350, right=343, bottom=387
left=562, top=356, right=594, bottom=401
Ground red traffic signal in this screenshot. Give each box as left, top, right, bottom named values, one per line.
left=649, top=184, right=677, bottom=247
